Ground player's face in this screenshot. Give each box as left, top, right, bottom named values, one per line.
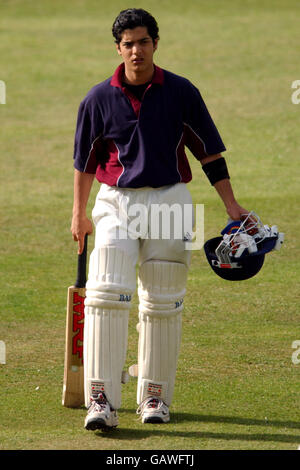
left=117, top=26, right=158, bottom=82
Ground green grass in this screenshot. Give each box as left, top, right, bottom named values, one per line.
left=1, top=0, right=300, bottom=450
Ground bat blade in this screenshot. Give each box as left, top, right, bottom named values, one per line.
left=62, top=235, right=88, bottom=408
left=62, top=286, right=85, bottom=407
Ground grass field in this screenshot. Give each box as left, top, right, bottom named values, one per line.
left=0, top=0, right=299, bottom=451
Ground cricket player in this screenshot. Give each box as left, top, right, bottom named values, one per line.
left=71, top=8, right=249, bottom=430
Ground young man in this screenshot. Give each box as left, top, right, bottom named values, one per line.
left=71, top=8, right=248, bottom=430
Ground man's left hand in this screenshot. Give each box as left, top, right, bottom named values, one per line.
left=226, top=201, right=250, bottom=221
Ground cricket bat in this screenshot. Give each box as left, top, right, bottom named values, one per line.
left=62, top=234, right=88, bottom=408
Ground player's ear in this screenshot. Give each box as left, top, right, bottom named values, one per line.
left=153, top=37, right=159, bottom=53
left=116, top=43, right=122, bottom=56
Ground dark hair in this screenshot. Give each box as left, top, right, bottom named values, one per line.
left=112, top=8, right=159, bottom=44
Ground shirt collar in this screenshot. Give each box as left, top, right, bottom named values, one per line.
left=110, top=63, right=164, bottom=88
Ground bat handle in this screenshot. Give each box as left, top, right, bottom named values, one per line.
left=75, top=234, right=88, bottom=288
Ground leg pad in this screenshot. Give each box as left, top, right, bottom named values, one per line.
left=137, top=261, right=188, bottom=406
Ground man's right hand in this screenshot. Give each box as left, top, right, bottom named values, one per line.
left=71, top=214, right=93, bottom=254
left=71, top=169, right=95, bottom=254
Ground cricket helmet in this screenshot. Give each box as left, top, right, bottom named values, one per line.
left=204, top=212, right=284, bottom=281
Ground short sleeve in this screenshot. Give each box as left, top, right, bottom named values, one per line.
left=73, top=95, right=104, bottom=173
left=183, top=82, right=226, bottom=160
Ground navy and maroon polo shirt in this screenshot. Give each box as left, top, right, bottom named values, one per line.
left=73, top=63, right=226, bottom=188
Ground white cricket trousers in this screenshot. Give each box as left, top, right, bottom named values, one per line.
left=84, top=183, right=193, bottom=409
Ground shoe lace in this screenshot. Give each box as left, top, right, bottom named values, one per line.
left=136, top=397, right=164, bottom=415
left=89, top=392, right=109, bottom=412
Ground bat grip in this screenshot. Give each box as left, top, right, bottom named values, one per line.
left=75, top=234, right=88, bottom=288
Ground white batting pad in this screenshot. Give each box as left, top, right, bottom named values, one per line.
left=84, top=247, right=136, bottom=409
left=85, top=246, right=136, bottom=308
left=137, top=261, right=188, bottom=406
left=138, top=261, right=188, bottom=315
left=84, top=307, right=129, bottom=409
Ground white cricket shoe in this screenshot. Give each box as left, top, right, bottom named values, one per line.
left=136, top=397, right=170, bottom=423
left=84, top=392, right=118, bottom=431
